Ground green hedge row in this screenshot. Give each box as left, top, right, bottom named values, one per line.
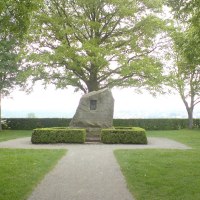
left=3, top=118, right=71, bottom=130
left=31, top=128, right=86, bottom=144
left=3, top=118, right=200, bottom=130
left=101, top=127, right=147, bottom=144
left=113, top=118, right=200, bottom=130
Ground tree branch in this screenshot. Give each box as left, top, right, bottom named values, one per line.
left=100, top=18, right=121, bottom=43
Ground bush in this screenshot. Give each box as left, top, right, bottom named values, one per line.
left=31, top=128, right=86, bottom=144
left=1, top=119, right=10, bottom=129
left=3, top=118, right=200, bottom=130
left=114, top=127, right=133, bottom=130
left=101, top=127, right=147, bottom=144
left=4, top=118, right=71, bottom=130
left=113, top=119, right=190, bottom=130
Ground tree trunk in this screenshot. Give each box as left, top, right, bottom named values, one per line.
left=87, top=75, right=99, bottom=92
left=187, top=108, right=194, bottom=129
left=0, top=91, right=2, bottom=131
left=87, top=83, right=99, bottom=92
left=180, top=94, right=194, bottom=129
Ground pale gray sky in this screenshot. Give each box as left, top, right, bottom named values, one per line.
left=3, top=83, right=200, bottom=118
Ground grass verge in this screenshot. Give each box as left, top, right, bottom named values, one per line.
left=146, top=129, right=200, bottom=149
left=0, top=130, right=32, bottom=142
left=0, top=149, right=66, bottom=200
left=115, top=129, right=200, bottom=200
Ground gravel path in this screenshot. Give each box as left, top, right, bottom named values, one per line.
left=0, top=137, right=190, bottom=150
left=0, top=137, right=191, bottom=200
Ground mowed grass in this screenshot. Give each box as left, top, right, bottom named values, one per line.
left=114, top=129, right=200, bottom=200
left=0, top=149, right=66, bottom=200
left=0, top=130, right=32, bottom=142
left=147, top=129, right=200, bottom=149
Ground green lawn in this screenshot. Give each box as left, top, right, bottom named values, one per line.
left=115, top=129, right=200, bottom=200
left=0, top=130, right=32, bottom=142
left=147, top=129, right=200, bottom=149
left=0, top=149, right=66, bottom=200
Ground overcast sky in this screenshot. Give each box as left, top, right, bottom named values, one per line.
left=3, top=82, right=200, bottom=118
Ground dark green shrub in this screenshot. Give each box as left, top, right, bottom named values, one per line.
left=1, top=119, right=10, bottom=130
left=4, top=118, right=71, bottom=130
left=101, top=127, right=147, bottom=144
left=114, top=127, right=132, bottom=130
left=31, top=128, right=86, bottom=144
left=113, top=119, right=190, bottom=130
left=3, top=118, right=200, bottom=130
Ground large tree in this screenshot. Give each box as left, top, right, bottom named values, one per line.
left=25, top=0, right=167, bottom=93
left=0, top=0, right=41, bottom=130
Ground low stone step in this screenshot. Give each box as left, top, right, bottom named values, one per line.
left=86, top=136, right=101, bottom=142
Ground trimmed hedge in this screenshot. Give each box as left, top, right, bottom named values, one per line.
left=3, top=118, right=200, bottom=130
left=113, top=119, right=189, bottom=130
left=31, top=128, right=86, bottom=144
left=101, top=127, right=147, bottom=144
left=4, top=118, right=71, bottom=130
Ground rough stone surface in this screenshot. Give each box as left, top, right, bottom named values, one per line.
left=69, top=88, right=114, bottom=128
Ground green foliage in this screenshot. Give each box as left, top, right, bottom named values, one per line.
left=0, top=149, right=66, bottom=200
left=113, top=118, right=191, bottom=130
left=165, top=19, right=200, bottom=129
left=0, top=0, right=43, bottom=131
left=4, top=118, right=200, bottom=130
left=25, top=0, right=167, bottom=93
left=0, top=0, right=42, bottom=95
left=1, top=119, right=9, bottom=130
left=167, top=0, right=200, bottom=64
left=0, top=0, right=43, bottom=39
left=31, top=128, right=86, bottom=143
left=101, top=127, right=147, bottom=144
left=0, top=40, right=19, bottom=95
left=4, top=118, right=71, bottom=130
left=167, top=0, right=200, bottom=28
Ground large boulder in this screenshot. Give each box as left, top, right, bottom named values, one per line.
left=69, top=88, right=114, bottom=128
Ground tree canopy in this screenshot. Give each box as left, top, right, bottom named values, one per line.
left=167, top=0, right=200, bottom=64
left=165, top=1, right=200, bottom=128
left=167, top=30, right=200, bottom=128
left=0, top=0, right=42, bottom=96
left=25, top=0, right=167, bottom=93
left=0, top=0, right=42, bottom=130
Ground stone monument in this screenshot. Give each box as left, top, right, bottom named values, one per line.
left=69, top=88, right=114, bottom=140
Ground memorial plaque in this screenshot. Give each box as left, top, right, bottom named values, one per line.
left=90, top=100, right=97, bottom=110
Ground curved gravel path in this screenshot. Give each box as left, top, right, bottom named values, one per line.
left=0, top=137, right=191, bottom=200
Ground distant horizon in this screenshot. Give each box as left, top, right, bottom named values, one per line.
left=2, top=84, right=200, bottom=119
left=3, top=109, right=200, bottom=119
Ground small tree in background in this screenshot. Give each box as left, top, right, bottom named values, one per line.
left=168, top=55, right=200, bottom=129
left=166, top=0, right=200, bottom=128
left=27, top=113, right=36, bottom=118
left=166, top=28, right=200, bottom=129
